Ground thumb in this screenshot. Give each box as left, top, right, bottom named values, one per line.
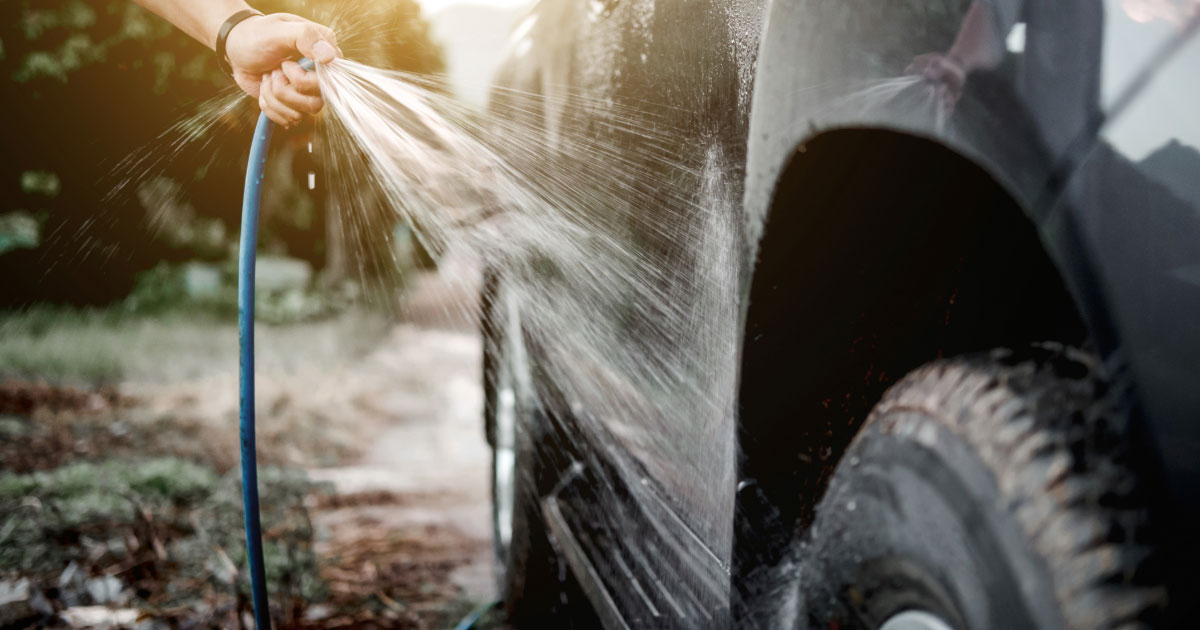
left=906, top=53, right=934, bottom=75
left=290, top=22, right=339, bottom=64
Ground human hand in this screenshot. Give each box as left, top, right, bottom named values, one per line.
left=906, top=53, right=967, bottom=110
left=224, top=13, right=341, bottom=127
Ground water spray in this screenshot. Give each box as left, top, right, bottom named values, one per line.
left=237, top=57, right=496, bottom=630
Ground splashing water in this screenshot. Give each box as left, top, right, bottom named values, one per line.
left=316, top=57, right=743, bottom=622
left=310, top=58, right=956, bottom=625
left=102, top=49, right=950, bottom=625
left=832, top=76, right=954, bottom=134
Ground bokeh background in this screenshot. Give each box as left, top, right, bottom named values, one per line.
left=0, top=1, right=529, bottom=627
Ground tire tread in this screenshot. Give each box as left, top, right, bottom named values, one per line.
left=870, top=344, right=1165, bottom=629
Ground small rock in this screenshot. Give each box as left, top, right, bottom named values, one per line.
left=0, top=578, right=36, bottom=626
left=85, top=393, right=106, bottom=412
left=29, top=588, right=53, bottom=616
left=85, top=576, right=125, bottom=606
left=303, top=604, right=333, bottom=621
left=61, top=606, right=139, bottom=628
left=58, top=561, right=88, bottom=606
left=58, top=562, right=81, bottom=589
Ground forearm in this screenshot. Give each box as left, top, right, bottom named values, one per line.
left=133, top=0, right=338, bottom=123
left=132, top=0, right=254, bottom=49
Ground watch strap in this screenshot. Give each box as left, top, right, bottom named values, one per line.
left=215, top=9, right=264, bottom=76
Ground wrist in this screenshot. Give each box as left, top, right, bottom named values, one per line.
left=216, top=8, right=263, bottom=75
left=205, top=1, right=256, bottom=50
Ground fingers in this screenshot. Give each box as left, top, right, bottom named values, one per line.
left=928, top=58, right=964, bottom=109
left=274, top=13, right=342, bottom=53
left=281, top=60, right=320, bottom=97
left=905, top=53, right=937, bottom=75
left=259, top=71, right=303, bottom=127
left=929, top=57, right=966, bottom=94
left=272, top=67, right=324, bottom=115
left=907, top=53, right=967, bottom=97
left=286, top=19, right=341, bottom=64
left=256, top=61, right=324, bottom=127
left=231, top=13, right=339, bottom=123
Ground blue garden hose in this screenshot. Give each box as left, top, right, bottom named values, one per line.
left=239, top=56, right=316, bottom=630
left=238, top=111, right=272, bottom=629
left=238, top=57, right=496, bottom=630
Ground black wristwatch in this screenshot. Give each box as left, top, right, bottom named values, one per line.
left=215, top=9, right=264, bottom=76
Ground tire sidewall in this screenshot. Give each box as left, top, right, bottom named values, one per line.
left=802, top=410, right=1065, bottom=630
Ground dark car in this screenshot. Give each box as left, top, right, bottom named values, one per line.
left=479, top=1, right=1200, bottom=628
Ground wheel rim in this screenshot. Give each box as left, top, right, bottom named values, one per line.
left=492, top=292, right=524, bottom=559
left=494, top=380, right=517, bottom=553
left=877, top=608, right=957, bottom=630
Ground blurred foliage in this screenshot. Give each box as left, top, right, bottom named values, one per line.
left=123, top=261, right=193, bottom=313
left=0, top=456, right=328, bottom=623
left=0, top=0, right=444, bottom=308
left=122, top=260, right=359, bottom=324
left=20, top=170, right=61, bottom=197
left=0, top=302, right=392, bottom=387
left=0, top=211, right=41, bottom=255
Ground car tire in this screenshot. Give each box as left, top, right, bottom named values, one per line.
left=799, top=345, right=1165, bottom=629
left=482, top=270, right=579, bottom=627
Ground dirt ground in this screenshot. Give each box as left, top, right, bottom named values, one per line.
left=0, top=269, right=507, bottom=628
left=302, top=321, right=497, bottom=619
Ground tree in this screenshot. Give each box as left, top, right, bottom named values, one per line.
left=0, top=0, right=444, bottom=307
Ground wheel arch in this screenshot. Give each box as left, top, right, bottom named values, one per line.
left=733, top=127, right=1095, bottom=576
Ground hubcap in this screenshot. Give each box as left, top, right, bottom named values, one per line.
left=879, top=610, right=956, bottom=630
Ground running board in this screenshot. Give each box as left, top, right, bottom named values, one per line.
left=542, top=462, right=730, bottom=630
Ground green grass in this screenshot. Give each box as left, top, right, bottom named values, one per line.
left=0, top=455, right=327, bottom=610
left=0, top=305, right=392, bottom=386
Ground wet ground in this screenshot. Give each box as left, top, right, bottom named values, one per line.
left=305, top=322, right=496, bottom=614
left=0, top=269, right=507, bottom=628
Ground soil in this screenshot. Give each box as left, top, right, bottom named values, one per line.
left=0, top=270, right=508, bottom=629
left=299, top=321, right=498, bottom=628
